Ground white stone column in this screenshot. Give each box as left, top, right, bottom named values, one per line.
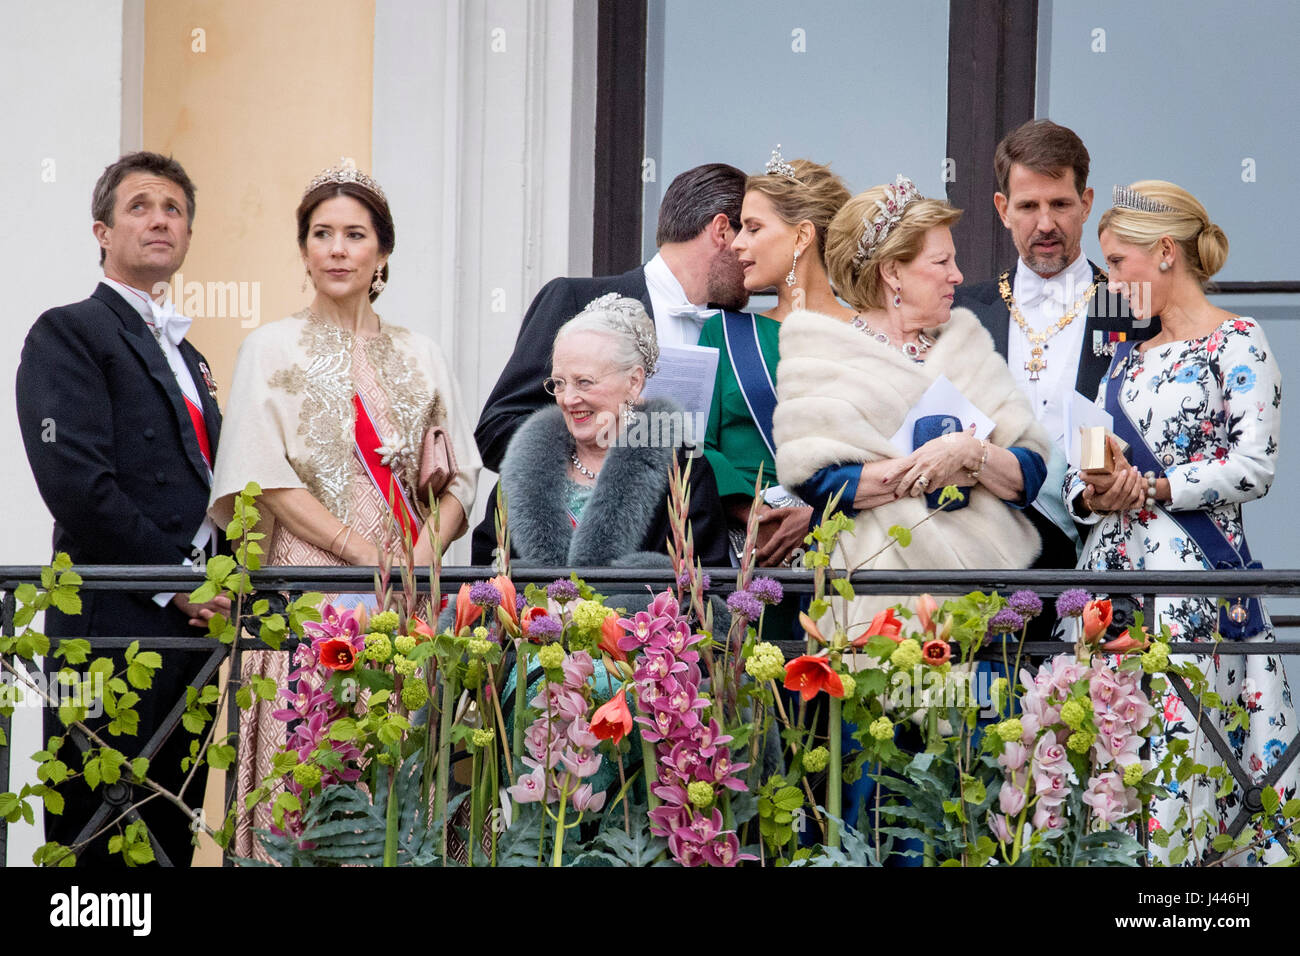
left=373, top=0, right=598, bottom=561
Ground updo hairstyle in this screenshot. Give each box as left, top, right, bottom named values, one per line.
left=1098, top=180, right=1228, bottom=284
left=744, top=159, right=851, bottom=261
left=825, top=188, right=961, bottom=311
left=553, top=294, right=660, bottom=378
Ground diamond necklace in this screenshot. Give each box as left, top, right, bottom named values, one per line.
left=849, top=315, right=933, bottom=360
left=570, top=452, right=598, bottom=480
left=997, top=271, right=1101, bottom=382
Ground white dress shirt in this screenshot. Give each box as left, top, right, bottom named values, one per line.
left=102, top=277, right=215, bottom=603
left=1005, top=253, right=1095, bottom=448
left=643, top=253, right=716, bottom=348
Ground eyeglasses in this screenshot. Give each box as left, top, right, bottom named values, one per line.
left=542, top=371, right=620, bottom=396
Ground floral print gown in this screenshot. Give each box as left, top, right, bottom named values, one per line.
left=1063, top=317, right=1295, bottom=864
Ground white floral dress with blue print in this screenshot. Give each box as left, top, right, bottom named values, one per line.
left=1064, top=317, right=1295, bottom=864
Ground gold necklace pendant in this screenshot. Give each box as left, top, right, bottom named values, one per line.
left=998, top=271, right=1101, bottom=380
left=1026, top=346, right=1046, bottom=382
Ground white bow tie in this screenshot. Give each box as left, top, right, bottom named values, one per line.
left=1017, top=272, right=1069, bottom=310
left=667, top=305, right=716, bottom=326
left=148, top=299, right=192, bottom=346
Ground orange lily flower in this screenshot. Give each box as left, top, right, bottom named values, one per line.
left=598, top=615, right=629, bottom=663
left=783, top=655, right=845, bottom=702
left=851, top=607, right=904, bottom=647
left=1082, top=598, right=1113, bottom=643
left=454, top=582, right=483, bottom=635
left=590, top=691, right=634, bottom=745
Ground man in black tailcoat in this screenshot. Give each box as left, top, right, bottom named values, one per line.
left=955, top=120, right=1159, bottom=578
left=16, top=151, right=229, bottom=865
left=471, top=162, right=750, bottom=563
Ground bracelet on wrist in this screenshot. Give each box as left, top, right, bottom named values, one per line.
left=1144, top=471, right=1157, bottom=510
left=967, top=438, right=989, bottom=482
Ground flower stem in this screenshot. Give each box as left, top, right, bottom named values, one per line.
left=436, top=673, right=459, bottom=864
left=828, top=695, right=842, bottom=850
left=513, top=642, right=527, bottom=788
left=640, top=735, right=661, bottom=812
left=383, top=758, right=400, bottom=868
left=552, top=777, right=570, bottom=866
left=469, top=747, right=482, bottom=867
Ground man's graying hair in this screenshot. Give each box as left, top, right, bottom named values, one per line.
left=91, top=151, right=197, bottom=266
left=656, top=163, right=746, bottom=246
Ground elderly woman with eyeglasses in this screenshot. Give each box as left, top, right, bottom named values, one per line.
left=470, top=294, right=729, bottom=568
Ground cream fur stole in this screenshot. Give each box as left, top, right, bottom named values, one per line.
left=773, top=307, right=1051, bottom=630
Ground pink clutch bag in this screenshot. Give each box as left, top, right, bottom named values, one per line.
left=417, top=425, right=458, bottom=504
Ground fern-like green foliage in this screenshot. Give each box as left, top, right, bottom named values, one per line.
left=569, top=802, right=670, bottom=867
left=245, top=759, right=442, bottom=867
left=786, top=808, right=884, bottom=867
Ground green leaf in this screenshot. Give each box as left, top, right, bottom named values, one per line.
left=131, top=757, right=150, bottom=781
left=14, top=583, right=37, bottom=605
left=235, top=686, right=252, bottom=710
left=188, top=581, right=220, bottom=605
left=134, top=651, right=162, bottom=670
left=205, top=554, right=237, bottom=584
left=49, top=589, right=81, bottom=615
left=887, top=525, right=912, bottom=548
left=830, top=578, right=855, bottom=601
left=1282, top=798, right=1300, bottom=819
left=128, top=841, right=156, bottom=865
left=961, top=774, right=986, bottom=805
left=1262, top=786, right=1280, bottom=815
left=1168, top=844, right=1188, bottom=865
left=936, top=485, right=965, bottom=509
left=53, top=638, right=91, bottom=665
left=100, top=748, right=126, bottom=785
left=0, top=792, right=20, bottom=819
left=126, top=662, right=153, bottom=690
left=329, top=718, right=358, bottom=741
left=42, top=788, right=65, bottom=815
left=83, top=757, right=101, bottom=790
left=208, top=744, right=236, bottom=771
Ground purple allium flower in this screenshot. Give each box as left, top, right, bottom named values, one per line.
left=988, top=607, right=1026, bottom=635
left=676, top=570, right=711, bottom=593
left=468, top=581, right=502, bottom=609
left=516, top=592, right=527, bottom=613
left=726, top=590, right=764, bottom=622
left=546, top=579, right=579, bottom=603
left=1055, top=588, right=1091, bottom=618
left=750, top=577, right=784, bottom=606
left=1008, top=590, right=1043, bottom=620
left=528, top=614, right=563, bottom=642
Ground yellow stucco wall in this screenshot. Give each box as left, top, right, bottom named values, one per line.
left=144, top=0, right=375, bottom=403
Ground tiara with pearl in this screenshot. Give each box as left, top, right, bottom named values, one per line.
left=581, top=293, right=660, bottom=377
left=1112, top=184, right=1175, bottom=215
left=764, top=144, right=799, bottom=182
left=853, top=174, right=923, bottom=266
left=304, top=156, right=388, bottom=203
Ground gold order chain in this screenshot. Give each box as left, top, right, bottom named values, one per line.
left=997, top=270, right=1101, bottom=381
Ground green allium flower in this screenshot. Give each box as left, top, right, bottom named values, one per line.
left=839, top=672, right=856, bottom=698
left=802, top=746, right=830, bottom=773
left=292, top=762, right=321, bottom=789
left=401, top=679, right=429, bottom=710
left=537, top=642, right=566, bottom=670
left=869, top=716, right=895, bottom=742
left=471, top=728, right=495, bottom=748
left=1141, top=643, right=1170, bottom=674
left=572, top=600, right=613, bottom=633
left=1123, top=762, right=1145, bottom=787
left=1066, top=731, right=1095, bottom=754
left=393, top=654, right=417, bottom=677
left=393, top=634, right=416, bottom=655
left=467, top=637, right=492, bottom=657
left=364, top=632, right=392, bottom=663
left=687, top=780, right=714, bottom=809
left=1060, top=698, right=1087, bottom=730
left=744, top=642, right=786, bottom=682
left=995, top=718, right=1023, bottom=743
left=991, top=677, right=1010, bottom=708
left=472, top=626, right=490, bottom=642
left=890, top=639, right=923, bottom=672
left=368, top=610, right=400, bottom=635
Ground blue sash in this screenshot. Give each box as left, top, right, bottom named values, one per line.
left=721, top=310, right=777, bottom=459
left=1104, top=342, right=1265, bottom=639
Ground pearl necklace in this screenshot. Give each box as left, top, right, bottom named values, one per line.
left=570, top=452, right=598, bottom=480
left=850, top=315, right=933, bottom=360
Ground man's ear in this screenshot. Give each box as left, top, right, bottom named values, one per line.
left=92, top=220, right=110, bottom=253
left=993, top=192, right=1011, bottom=228
left=707, top=212, right=732, bottom=248
left=1080, top=185, right=1095, bottom=221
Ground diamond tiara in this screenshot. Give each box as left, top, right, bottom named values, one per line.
left=853, top=174, right=923, bottom=266
left=303, top=156, right=388, bottom=203
left=1112, top=184, right=1175, bottom=215
left=581, top=293, right=660, bottom=376
left=764, top=144, right=799, bottom=182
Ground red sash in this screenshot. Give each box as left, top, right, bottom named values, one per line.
left=353, top=392, right=419, bottom=542
left=184, top=395, right=212, bottom=468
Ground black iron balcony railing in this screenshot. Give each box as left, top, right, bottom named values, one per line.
left=2, top=565, right=1298, bottom=866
